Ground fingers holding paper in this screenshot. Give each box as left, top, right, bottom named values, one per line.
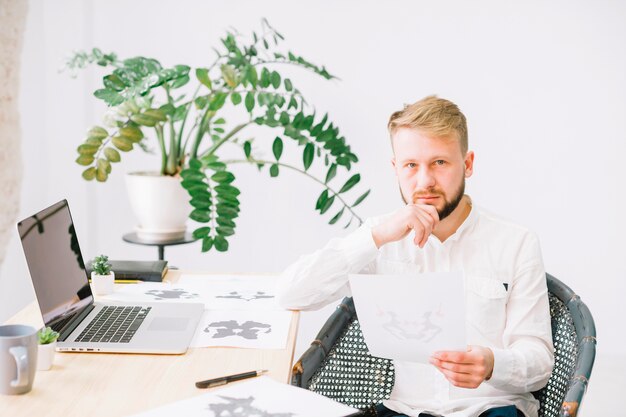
left=429, top=345, right=494, bottom=389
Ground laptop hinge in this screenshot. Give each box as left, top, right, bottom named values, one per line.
left=57, top=304, right=96, bottom=342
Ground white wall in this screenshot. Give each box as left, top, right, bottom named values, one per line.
left=1, top=0, right=624, bottom=395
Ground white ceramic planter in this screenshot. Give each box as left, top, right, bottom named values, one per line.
left=37, top=341, right=56, bottom=371
left=125, top=172, right=190, bottom=242
left=90, top=271, right=115, bottom=295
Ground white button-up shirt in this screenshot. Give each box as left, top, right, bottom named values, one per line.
left=277, top=202, right=554, bottom=417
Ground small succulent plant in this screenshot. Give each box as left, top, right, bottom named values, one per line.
left=92, top=254, right=112, bottom=275
left=38, top=327, right=60, bottom=345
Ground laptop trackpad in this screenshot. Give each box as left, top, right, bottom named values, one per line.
left=148, top=317, right=189, bottom=332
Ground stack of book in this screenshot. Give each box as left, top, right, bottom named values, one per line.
left=86, top=260, right=168, bottom=282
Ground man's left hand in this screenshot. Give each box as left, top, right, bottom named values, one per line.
left=429, top=345, right=494, bottom=388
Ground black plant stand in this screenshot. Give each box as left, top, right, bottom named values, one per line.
left=122, top=232, right=197, bottom=261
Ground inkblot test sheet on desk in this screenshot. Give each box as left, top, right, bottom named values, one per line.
left=130, top=376, right=359, bottom=417
left=349, top=271, right=467, bottom=363
left=98, top=274, right=292, bottom=349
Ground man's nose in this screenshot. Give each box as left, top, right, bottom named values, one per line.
left=416, top=167, right=436, bottom=188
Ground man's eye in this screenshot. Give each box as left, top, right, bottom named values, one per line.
left=434, top=160, right=445, bottom=166
left=407, top=163, right=416, bottom=168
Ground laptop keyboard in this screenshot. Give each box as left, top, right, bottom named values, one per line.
left=75, top=306, right=152, bottom=344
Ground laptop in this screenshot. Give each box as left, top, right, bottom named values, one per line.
left=17, top=199, right=204, bottom=354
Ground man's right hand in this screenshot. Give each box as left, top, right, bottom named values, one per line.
left=371, top=204, right=439, bottom=249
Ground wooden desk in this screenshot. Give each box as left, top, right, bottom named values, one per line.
left=0, top=270, right=299, bottom=416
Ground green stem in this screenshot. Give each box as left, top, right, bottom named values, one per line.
left=199, top=122, right=251, bottom=159
left=223, top=158, right=363, bottom=224
left=155, top=125, right=166, bottom=174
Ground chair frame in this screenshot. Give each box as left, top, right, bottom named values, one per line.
left=292, top=273, right=596, bottom=417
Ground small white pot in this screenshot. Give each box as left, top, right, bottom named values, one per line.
left=37, top=341, right=57, bottom=371
left=125, top=172, right=190, bottom=242
left=91, top=271, right=115, bottom=295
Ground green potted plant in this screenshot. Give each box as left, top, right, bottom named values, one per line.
left=37, top=327, right=60, bottom=371
left=90, top=254, right=114, bottom=295
left=66, top=19, right=369, bottom=251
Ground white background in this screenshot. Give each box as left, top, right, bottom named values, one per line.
left=1, top=0, right=623, bottom=414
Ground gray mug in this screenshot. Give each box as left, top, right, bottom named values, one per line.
left=0, top=324, right=38, bottom=395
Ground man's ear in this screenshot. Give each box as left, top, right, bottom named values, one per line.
left=391, top=158, right=398, bottom=176
left=464, top=151, right=475, bottom=178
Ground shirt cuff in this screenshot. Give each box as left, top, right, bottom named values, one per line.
left=488, top=347, right=516, bottom=389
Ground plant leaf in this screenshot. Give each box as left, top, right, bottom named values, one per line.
left=325, top=163, right=337, bottom=184
left=76, top=155, right=95, bottom=166
left=214, top=236, right=229, bottom=252
left=193, top=227, right=211, bottom=239
left=303, top=143, right=314, bottom=170
left=87, top=126, right=108, bottom=140
left=119, top=126, right=143, bottom=142
left=269, top=163, right=279, bottom=177
left=190, top=209, right=211, bottom=223
left=352, top=189, right=370, bottom=207
left=320, top=195, right=335, bottom=214
left=112, top=135, right=133, bottom=152
left=245, top=92, right=255, bottom=112
left=201, top=236, right=214, bottom=252
left=82, top=167, right=96, bottom=181
left=243, top=141, right=252, bottom=159
left=270, top=71, right=281, bottom=89
left=329, top=207, right=345, bottom=225
left=339, top=174, right=360, bottom=194
left=195, top=68, right=212, bottom=89
left=231, top=92, right=242, bottom=105
left=272, top=137, right=283, bottom=160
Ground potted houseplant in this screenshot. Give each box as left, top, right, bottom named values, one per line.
left=37, top=327, right=60, bottom=371
left=90, top=254, right=115, bottom=295
left=66, top=19, right=370, bottom=251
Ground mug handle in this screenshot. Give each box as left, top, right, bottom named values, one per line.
left=9, top=346, right=29, bottom=388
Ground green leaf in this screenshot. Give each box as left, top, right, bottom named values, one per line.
left=352, top=189, right=371, bottom=207
left=272, top=137, right=283, bottom=160
left=111, top=135, right=133, bottom=152
left=214, top=236, right=229, bottom=252
left=245, top=92, right=255, bottom=112
left=231, top=92, right=242, bottom=105
left=143, top=109, right=167, bottom=122
left=119, top=126, right=143, bottom=143
left=270, top=71, right=281, bottom=89
left=303, top=143, right=314, bottom=170
left=211, top=171, right=235, bottom=184
left=130, top=114, right=157, bottom=127
left=170, top=74, right=190, bottom=89
left=220, top=64, right=238, bottom=88
left=279, top=111, right=290, bottom=126
left=284, top=78, right=293, bottom=91
left=315, top=189, right=328, bottom=210
left=85, top=137, right=102, bottom=146
left=77, top=144, right=98, bottom=155
left=214, top=184, right=241, bottom=196
left=195, top=68, right=212, bottom=89
left=87, top=126, right=108, bottom=140
left=193, top=227, right=211, bottom=239
left=245, top=65, right=258, bottom=87
left=94, top=88, right=123, bottom=106
left=329, top=207, right=345, bottom=225
left=103, top=147, right=121, bottom=163
left=82, top=167, right=96, bottom=181
left=243, top=141, right=252, bottom=159
left=95, top=165, right=108, bottom=182
left=76, top=155, right=94, bottom=166
left=269, top=163, right=279, bottom=177
left=97, top=158, right=111, bottom=174
left=216, top=226, right=235, bottom=236
left=189, top=158, right=202, bottom=170
left=260, top=68, right=270, bottom=88
left=216, top=217, right=236, bottom=228
left=190, top=209, right=211, bottom=223
left=320, top=195, right=335, bottom=214
left=339, top=174, right=361, bottom=194
left=202, top=237, right=214, bottom=252
left=325, top=164, right=337, bottom=184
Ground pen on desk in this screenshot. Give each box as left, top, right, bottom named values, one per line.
left=195, top=369, right=268, bottom=389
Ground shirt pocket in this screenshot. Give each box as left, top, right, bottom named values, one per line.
left=465, top=276, right=508, bottom=339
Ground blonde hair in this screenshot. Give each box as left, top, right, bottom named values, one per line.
left=388, top=95, right=468, bottom=154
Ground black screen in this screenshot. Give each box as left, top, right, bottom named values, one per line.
left=17, top=199, right=93, bottom=327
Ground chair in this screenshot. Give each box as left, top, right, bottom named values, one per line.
left=291, top=273, right=596, bottom=417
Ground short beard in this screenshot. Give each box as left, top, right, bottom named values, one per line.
left=399, top=179, right=466, bottom=221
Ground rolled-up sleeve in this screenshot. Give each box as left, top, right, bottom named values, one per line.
left=276, top=220, right=379, bottom=311
left=488, top=234, right=554, bottom=392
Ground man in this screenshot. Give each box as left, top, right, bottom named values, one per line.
left=276, top=96, right=554, bottom=417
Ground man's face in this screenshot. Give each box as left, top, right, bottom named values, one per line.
left=391, top=128, right=474, bottom=220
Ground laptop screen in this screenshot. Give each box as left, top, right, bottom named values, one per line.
left=17, top=199, right=93, bottom=327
